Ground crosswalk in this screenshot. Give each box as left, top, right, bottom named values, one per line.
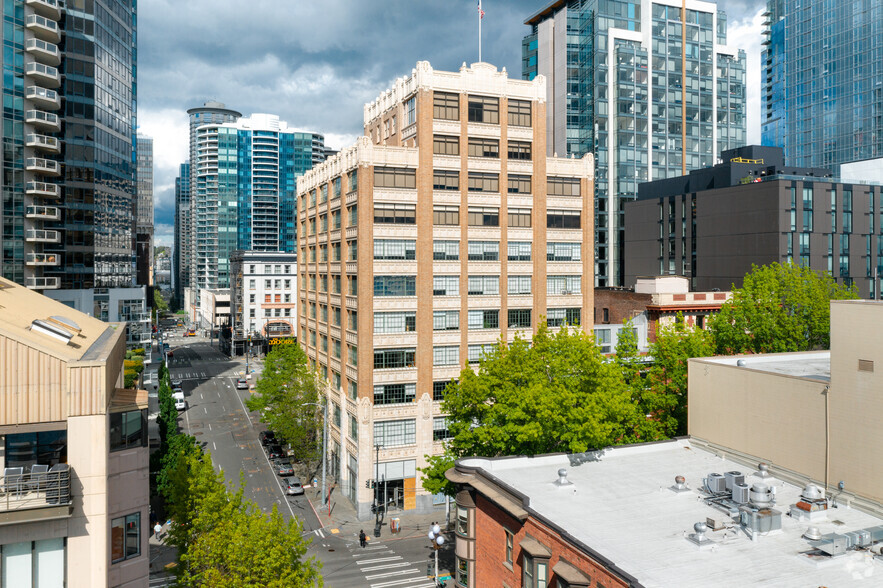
left=348, top=543, right=436, bottom=588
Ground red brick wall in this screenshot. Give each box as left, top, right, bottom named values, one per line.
left=593, top=289, right=651, bottom=326
left=474, top=494, right=630, bottom=588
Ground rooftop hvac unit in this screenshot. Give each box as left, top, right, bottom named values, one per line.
left=725, top=471, right=744, bottom=491
left=740, top=506, right=782, bottom=535
left=707, top=473, right=726, bottom=494
left=732, top=482, right=750, bottom=504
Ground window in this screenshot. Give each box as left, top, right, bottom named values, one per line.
left=508, top=141, right=532, bottom=160
left=467, top=95, right=499, bottom=123
left=508, top=208, right=531, bottom=227
left=508, top=241, right=531, bottom=261
left=468, top=309, right=499, bottom=329
left=547, top=275, right=581, bottom=295
left=467, top=241, right=499, bottom=261
left=109, top=409, right=146, bottom=452
left=433, top=135, right=459, bottom=155
left=467, top=137, right=499, bottom=158
left=374, top=276, right=416, bottom=297
left=374, top=167, right=416, bottom=189
left=374, top=240, right=416, bottom=260
left=332, top=307, right=341, bottom=326
left=433, top=417, right=452, bottom=441
left=320, top=185, right=328, bottom=203
left=348, top=310, right=358, bottom=330
left=433, top=346, right=459, bottom=366
left=349, top=414, right=359, bottom=440
left=508, top=174, right=531, bottom=194
left=333, top=177, right=342, bottom=198
left=547, top=209, right=581, bottom=229
left=374, top=311, right=416, bottom=333
left=505, top=529, right=514, bottom=564
left=332, top=403, right=341, bottom=427
left=433, top=205, right=460, bottom=225
left=467, top=206, right=499, bottom=226
left=332, top=275, right=341, bottom=294
left=433, top=240, right=460, bottom=260
left=467, top=275, right=499, bottom=295
left=547, top=242, right=581, bottom=261
left=374, top=383, right=416, bottom=405
left=331, top=242, right=341, bottom=262
left=457, top=557, right=469, bottom=587
left=456, top=506, right=469, bottom=535
left=349, top=276, right=358, bottom=296
left=249, top=279, right=255, bottom=289
left=374, top=202, right=416, bottom=224
left=348, top=241, right=358, bottom=261
left=433, top=91, right=459, bottom=120
left=348, top=170, right=358, bottom=192
left=468, top=172, right=499, bottom=193
left=374, top=419, right=416, bottom=447
left=332, top=209, right=341, bottom=229
left=508, top=309, right=532, bottom=328
left=547, top=307, right=581, bottom=327
left=467, top=343, right=494, bottom=364
left=507, top=275, right=531, bottom=295
left=433, top=380, right=456, bottom=401
left=508, top=99, right=531, bottom=126
left=111, top=513, right=140, bottom=563
left=433, top=310, right=460, bottom=330
left=522, top=553, right=549, bottom=588
left=548, top=176, right=581, bottom=196
left=347, top=205, right=358, bottom=226
left=433, top=275, right=460, bottom=296
left=433, top=170, right=460, bottom=191
left=404, top=95, right=417, bottom=126
left=374, top=348, right=416, bottom=369
left=249, top=294, right=255, bottom=303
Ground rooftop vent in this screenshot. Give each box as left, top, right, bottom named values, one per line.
left=804, top=526, right=822, bottom=541
left=553, top=468, right=573, bottom=487
left=686, top=521, right=713, bottom=547
left=670, top=475, right=690, bottom=493
left=756, top=462, right=772, bottom=478
left=736, top=359, right=747, bottom=367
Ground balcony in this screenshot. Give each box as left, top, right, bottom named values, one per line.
left=25, top=38, right=60, bottom=66
left=25, top=157, right=60, bottom=176
left=25, top=14, right=61, bottom=44
left=0, top=464, right=72, bottom=525
left=25, top=61, right=60, bottom=88
left=25, top=85, right=60, bottom=109
left=26, top=205, right=60, bottom=220
left=26, top=0, right=62, bottom=21
left=25, top=133, right=60, bottom=153
left=25, top=276, right=60, bottom=289
left=25, top=252, right=60, bottom=266
left=25, top=229, right=60, bottom=243
left=25, top=180, right=60, bottom=198
left=25, top=109, right=60, bottom=132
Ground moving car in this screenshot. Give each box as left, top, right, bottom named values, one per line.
left=283, top=476, right=304, bottom=496
left=271, top=459, right=294, bottom=477
left=259, top=430, right=276, bottom=446
left=171, top=379, right=183, bottom=388
left=266, top=444, right=285, bottom=459
left=236, top=378, right=249, bottom=390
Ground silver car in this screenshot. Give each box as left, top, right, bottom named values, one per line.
left=283, top=476, right=304, bottom=496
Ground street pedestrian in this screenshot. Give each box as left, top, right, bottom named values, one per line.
left=154, top=522, right=162, bottom=540
left=359, top=529, right=367, bottom=548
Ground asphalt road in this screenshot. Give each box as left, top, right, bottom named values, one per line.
left=165, top=340, right=321, bottom=534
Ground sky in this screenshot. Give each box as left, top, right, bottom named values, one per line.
left=139, top=0, right=767, bottom=247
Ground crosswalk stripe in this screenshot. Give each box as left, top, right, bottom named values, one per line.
left=360, top=562, right=422, bottom=572
left=370, top=577, right=436, bottom=588
left=352, top=548, right=391, bottom=557
left=366, top=569, right=420, bottom=580
left=357, top=556, right=402, bottom=565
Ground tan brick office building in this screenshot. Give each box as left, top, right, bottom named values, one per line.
left=297, top=61, right=594, bottom=517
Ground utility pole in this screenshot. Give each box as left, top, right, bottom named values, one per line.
left=321, top=380, right=329, bottom=512
left=374, top=443, right=381, bottom=536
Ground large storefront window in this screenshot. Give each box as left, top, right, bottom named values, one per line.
left=0, top=538, right=65, bottom=588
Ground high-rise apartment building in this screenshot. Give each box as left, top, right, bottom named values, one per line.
left=522, top=0, right=746, bottom=286
left=135, top=134, right=153, bottom=289
left=174, top=161, right=191, bottom=307
left=0, top=0, right=147, bottom=347
left=186, top=110, right=324, bottom=320
left=297, top=61, right=593, bottom=516
left=762, top=0, right=883, bottom=170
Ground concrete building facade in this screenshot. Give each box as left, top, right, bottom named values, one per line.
left=173, top=162, right=191, bottom=308
left=135, top=134, right=154, bottom=290
left=0, top=277, right=149, bottom=588
left=297, top=61, right=594, bottom=517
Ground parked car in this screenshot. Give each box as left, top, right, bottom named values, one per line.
left=172, top=386, right=183, bottom=395
left=174, top=398, right=187, bottom=411
left=271, top=459, right=294, bottom=477
left=171, top=379, right=183, bottom=388
left=283, top=476, right=304, bottom=496
left=259, top=431, right=276, bottom=446
left=236, top=378, right=249, bottom=390
left=266, top=445, right=285, bottom=459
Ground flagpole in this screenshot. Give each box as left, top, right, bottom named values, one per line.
left=478, top=0, right=482, bottom=62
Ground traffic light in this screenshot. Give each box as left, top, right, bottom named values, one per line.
left=365, top=479, right=375, bottom=489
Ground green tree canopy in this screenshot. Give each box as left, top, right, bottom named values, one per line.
left=709, top=262, right=858, bottom=355
left=245, top=344, right=321, bottom=460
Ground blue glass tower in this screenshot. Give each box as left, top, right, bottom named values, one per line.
left=762, top=0, right=883, bottom=170
left=523, top=0, right=746, bottom=287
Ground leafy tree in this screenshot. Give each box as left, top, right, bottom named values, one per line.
left=645, top=318, right=715, bottom=436
left=613, top=319, right=642, bottom=386
left=246, top=344, right=321, bottom=460
left=709, top=262, right=858, bottom=355
left=154, top=289, right=169, bottom=313
left=421, top=324, right=649, bottom=493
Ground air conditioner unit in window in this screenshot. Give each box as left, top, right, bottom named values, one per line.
left=561, top=290, right=570, bottom=295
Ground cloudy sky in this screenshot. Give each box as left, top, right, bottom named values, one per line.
left=139, top=0, right=767, bottom=247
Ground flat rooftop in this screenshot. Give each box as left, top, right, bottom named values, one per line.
left=702, top=351, right=831, bottom=382
left=461, top=439, right=883, bottom=587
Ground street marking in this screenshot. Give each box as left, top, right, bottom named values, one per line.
left=369, top=578, right=436, bottom=588
left=213, top=442, right=217, bottom=450
left=358, top=546, right=388, bottom=552
left=356, top=556, right=403, bottom=565
left=204, top=407, right=207, bottom=414
left=200, top=393, right=203, bottom=400
left=330, top=528, right=340, bottom=534
left=208, top=423, right=211, bottom=431
left=366, top=569, right=421, bottom=580
left=360, top=562, right=417, bottom=572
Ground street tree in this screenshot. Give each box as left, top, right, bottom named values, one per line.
left=245, top=344, right=321, bottom=460
left=421, top=324, right=649, bottom=493
left=709, top=262, right=858, bottom=355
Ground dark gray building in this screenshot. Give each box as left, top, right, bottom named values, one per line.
left=625, top=146, right=883, bottom=298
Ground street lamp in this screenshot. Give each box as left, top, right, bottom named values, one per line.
left=301, top=379, right=330, bottom=513
left=428, top=523, right=445, bottom=584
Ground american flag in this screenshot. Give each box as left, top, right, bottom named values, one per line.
left=477, top=0, right=484, bottom=19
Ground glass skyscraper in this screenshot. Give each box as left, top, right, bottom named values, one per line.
left=762, top=0, right=883, bottom=171
left=174, top=161, right=190, bottom=307
left=523, top=0, right=746, bottom=286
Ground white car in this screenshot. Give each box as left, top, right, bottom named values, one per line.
left=174, top=397, right=187, bottom=411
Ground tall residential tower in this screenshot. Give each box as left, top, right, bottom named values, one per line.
left=135, top=134, right=153, bottom=289
left=522, top=0, right=746, bottom=286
